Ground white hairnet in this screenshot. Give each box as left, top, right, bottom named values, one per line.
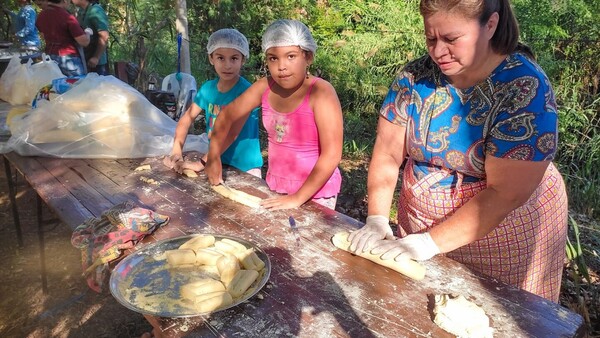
left=261, top=19, right=317, bottom=53
left=206, top=28, right=249, bottom=59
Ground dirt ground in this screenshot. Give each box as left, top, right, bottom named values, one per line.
left=0, top=158, right=598, bottom=337
left=0, top=168, right=152, bottom=337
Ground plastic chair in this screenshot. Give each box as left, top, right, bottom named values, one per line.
left=161, top=73, right=197, bottom=121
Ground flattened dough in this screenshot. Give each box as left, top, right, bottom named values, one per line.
left=331, top=231, right=425, bottom=281
left=212, top=184, right=262, bottom=208
left=134, top=164, right=151, bottom=171
left=433, top=294, right=494, bottom=338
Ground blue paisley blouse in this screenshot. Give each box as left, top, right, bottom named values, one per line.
left=380, top=53, right=558, bottom=187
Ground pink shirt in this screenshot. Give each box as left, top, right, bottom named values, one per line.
left=262, top=78, right=342, bottom=199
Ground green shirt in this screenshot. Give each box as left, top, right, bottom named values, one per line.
left=77, top=3, right=109, bottom=66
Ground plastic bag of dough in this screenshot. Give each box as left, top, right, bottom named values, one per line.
left=0, top=74, right=208, bottom=158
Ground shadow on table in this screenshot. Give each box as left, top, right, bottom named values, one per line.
left=255, top=246, right=377, bottom=337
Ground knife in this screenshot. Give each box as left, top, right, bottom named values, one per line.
left=289, top=216, right=301, bottom=246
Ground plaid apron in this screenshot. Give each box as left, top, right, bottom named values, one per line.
left=398, top=159, right=568, bottom=301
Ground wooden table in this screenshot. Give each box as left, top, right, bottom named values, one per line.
left=2, top=152, right=586, bottom=338
left=0, top=100, right=585, bottom=338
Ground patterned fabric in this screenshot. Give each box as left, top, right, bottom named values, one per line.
left=196, top=77, right=263, bottom=172
left=262, top=77, right=342, bottom=199
left=7, top=5, right=40, bottom=47
left=398, top=159, right=568, bottom=301
left=381, top=53, right=558, bottom=187
left=48, top=55, right=85, bottom=78
left=71, top=201, right=169, bottom=292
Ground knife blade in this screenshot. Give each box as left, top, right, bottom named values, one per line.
left=289, top=216, right=301, bottom=246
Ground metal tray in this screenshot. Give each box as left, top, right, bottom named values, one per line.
left=109, top=234, right=271, bottom=317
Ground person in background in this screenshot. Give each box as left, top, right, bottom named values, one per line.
left=33, top=0, right=48, bottom=10
left=72, top=0, right=109, bottom=75
left=205, top=19, right=343, bottom=210
left=2, top=0, right=41, bottom=50
left=164, top=28, right=263, bottom=179
left=36, top=0, right=89, bottom=77
left=348, top=0, right=568, bottom=302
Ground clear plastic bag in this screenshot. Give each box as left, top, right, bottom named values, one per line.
left=29, top=54, right=64, bottom=95
left=0, top=55, right=33, bottom=105
left=0, top=53, right=65, bottom=106
left=1, top=74, right=208, bottom=158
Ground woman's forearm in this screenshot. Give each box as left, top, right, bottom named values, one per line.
left=429, top=186, right=530, bottom=253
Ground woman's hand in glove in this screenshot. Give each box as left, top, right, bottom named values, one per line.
left=370, top=232, right=440, bottom=262
left=348, top=215, right=394, bottom=254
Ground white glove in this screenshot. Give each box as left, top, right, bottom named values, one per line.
left=370, top=232, right=440, bottom=262
left=84, top=28, right=94, bottom=36
left=348, top=215, right=394, bottom=254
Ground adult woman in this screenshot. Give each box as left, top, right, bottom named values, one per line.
left=2, top=0, right=41, bottom=49
left=36, top=0, right=89, bottom=76
left=349, top=0, right=567, bottom=302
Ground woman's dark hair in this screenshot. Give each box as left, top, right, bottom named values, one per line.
left=419, top=0, right=534, bottom=58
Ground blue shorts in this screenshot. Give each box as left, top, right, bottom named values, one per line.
left=50, top=55, right=86, bottom=77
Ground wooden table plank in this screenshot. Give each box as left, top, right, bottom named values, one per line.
left=4, top=153, right=93, bottom=228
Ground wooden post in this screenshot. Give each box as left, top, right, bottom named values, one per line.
left=175, top=0, right=191, bottom=74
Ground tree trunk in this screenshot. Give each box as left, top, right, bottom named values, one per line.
left=175, top=0, right=191, bottom=74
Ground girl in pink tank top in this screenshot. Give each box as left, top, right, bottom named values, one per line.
left=205, top=19, right=343, bottom=210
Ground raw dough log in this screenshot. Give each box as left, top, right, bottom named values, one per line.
left=216, top=253, right=241, bottom=287
left=195, top=248, right=224, bottom=266
left=433, top=294, right=494, bottom=338
left=212, top=184, right=262, bottom=208
left=227, top=269, right=260, bottom=298
left=191, top=291, right=234, bottom=313
left=234, top=248, right=265, bottom=271
left=180, top=278, right=226, bottom=300
left=214, top=240, right=239, bottom=254
left=221, top=238, right=248, bottom=252
left=331, top=231, right=426, bottom=281
left=179, top=234, right=216, bottom=251
left=165, top=249, right=197, bottom=267
left=183, top=169, right=198, bottom=178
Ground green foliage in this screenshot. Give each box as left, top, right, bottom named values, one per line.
left=566, top=216, right=591, bottom=283
left=311, top=0, right=424, bottom=116
left=512, top=0, right=600, bottom=219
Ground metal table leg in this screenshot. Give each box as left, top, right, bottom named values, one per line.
left=37, top=195, right=48, bottom=294
left=4, top=155, right=23, bottom=247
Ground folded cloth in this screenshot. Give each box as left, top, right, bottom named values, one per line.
left=71, top=201, right=170, bottom=292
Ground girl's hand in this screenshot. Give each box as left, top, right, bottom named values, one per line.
left=173, top=160, right=205, bottom=174
left=205, top=157, right=223, bottom=185
left=261, top=194, right=304, bottom=210
left=163, top=153, right=182, bottom=169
